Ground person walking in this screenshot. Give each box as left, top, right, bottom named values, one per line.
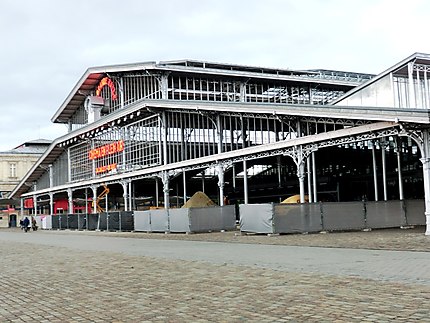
left=23, top=217, right=30, bottom=233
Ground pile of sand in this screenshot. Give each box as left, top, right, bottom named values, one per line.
left=182, top=191, right=217, bottom=208
left=281, top=194, right=309, bottom=204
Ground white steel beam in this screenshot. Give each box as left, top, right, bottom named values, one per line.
left=22, top=122, right=398, bottom=198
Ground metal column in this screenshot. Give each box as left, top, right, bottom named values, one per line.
left=49, top=164, right=53, bottom=188
left=183, top=170, right=187, bottom=205
left=67, top=188, right=73, bottom=214
left=420, top=129, right=430, bottom=235
left=33, top=196, right=37, bottom=216
left=160, top=73, right=169, bottom=99
left=232, top=164, right=236, bottom=191
left=307, top=155, right=313, bottom=203
left=155, top=178, right=159, bottom=207
left=277, top=156, right=282, bottom=188
left=105, top=190, right=108, bottom=213
left=296, top=122, right=305, bottom=203
left=408, top=62, right=416, bottom=108
left=162, top=171, right=170, bottom=209
left=84, top=188, right=88, bottom=214
left=396, top=139, right=404, bottom=200
left=48, top=165, right=54, bottom=215
left=49, top=193, right=54, bottom=215
left=294, top=146, right=306, bottom=204
left=372, top=144, right=379, bottom=201
left=121, top=181, right=128, bottom=212
left=128, top=181, right=133, bottom=211
left=92, top=186, right=97, bottom=214
left=217, top=114, right=223, bottom=154
left=162, top=111, right=168, bottom=165
left=20, top=198, right=24, bottom=217
left=217, top=163, right=224, bottom=206
left=67, top=148, right=72, bottom=182
left=298, top=162, right=306, bottom=203
left=312, top=151, right=317, bottom=203
left=120, top=77, right=125, bottom=109
left=381, top=142, right=388, bottom=201
left=243, top=159, right=249, bottom=204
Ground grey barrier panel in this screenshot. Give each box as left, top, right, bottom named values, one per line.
left=189, top=207, right=220, bottom=232
left=120, top=211, right=134, bottom=231
left=45, top=215, right=53, bottom=229
left=98, top=213, right=108, bottom=230
left=51, top=216, right=59, bottom=229
left=188, top=206, right=230, bottom=232
left=365, top=201, right=406, bottom=228
left=77, top=214, right=87, bottom=230
left=150, top=209, right=169, bottom=232
left=239, top=204, right=274, bottom=234
left=87, top=214, right=99, bottom=230
left=67, top=214, right=78, bottom=229
left=169, top=208, right=190, bottom=233
left=220, top=205, right=237, bottom=230
left=133, top=210, right=151, bottom=231
left=273, top=203, right=322, bottom=233
left=322, top=202, right=365, bottom=231
left=107, top=212, right=120, bottom=231
left=404, top=199, right=425, bottom=226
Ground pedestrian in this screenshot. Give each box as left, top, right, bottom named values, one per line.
left=19, top=219, right=24, bottom=230
left=23, top=217, right=30, bottom=233
left=31, top=217, right=38, bottom=231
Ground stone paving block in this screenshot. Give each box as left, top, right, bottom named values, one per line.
left=0, top=228, right=430, bottom=322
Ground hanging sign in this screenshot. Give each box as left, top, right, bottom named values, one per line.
left=96, top=163, right=117, bottom=174
left=96, top=76, right=118, bottom=100
left=89, top=140, right=124, bottom=160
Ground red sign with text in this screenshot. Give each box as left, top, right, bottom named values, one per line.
left=96, top=77, right=118, bottom=100
left=96, top=163, right=117, bottom=174
left=89, top=140, right=124, bottom=160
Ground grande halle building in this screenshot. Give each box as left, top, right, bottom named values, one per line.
left=10, top=53, right=430, bottom=235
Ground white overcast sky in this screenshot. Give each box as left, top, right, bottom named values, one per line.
left=0, top=0, right=429, bottom=151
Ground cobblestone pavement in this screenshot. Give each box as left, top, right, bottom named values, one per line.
left=52, top=225, right=430, bottom=252
left=1, top=228, right=429, bottom=322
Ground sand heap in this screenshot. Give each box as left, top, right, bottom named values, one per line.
left=182, top=191, right=217, bottom=208
left=281, top=194, right=309, bottom=204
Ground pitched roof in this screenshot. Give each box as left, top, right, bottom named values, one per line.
left=332, top=52, right=430, bottom=105
left=1, top=139, right=51, bottom=154
left=51, top=59, right=369, bottom=124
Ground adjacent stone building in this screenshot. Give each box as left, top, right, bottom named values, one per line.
left=0, top=139, right=50, bottom=227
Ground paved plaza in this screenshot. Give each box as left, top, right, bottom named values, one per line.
left=0, top=227, right=429, bottom=322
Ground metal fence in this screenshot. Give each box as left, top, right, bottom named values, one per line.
left=134, top=205, right=236, bottom=233
left=37, top=212, right=134, bottom=231
left=33, top=200, right=424, bottom=235
left=240, top=200, right=425, bottom=234
left=35, top=205, right=236, bottom=234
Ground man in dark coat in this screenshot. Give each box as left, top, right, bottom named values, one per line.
left=23, top=217, right=30, bottom=232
